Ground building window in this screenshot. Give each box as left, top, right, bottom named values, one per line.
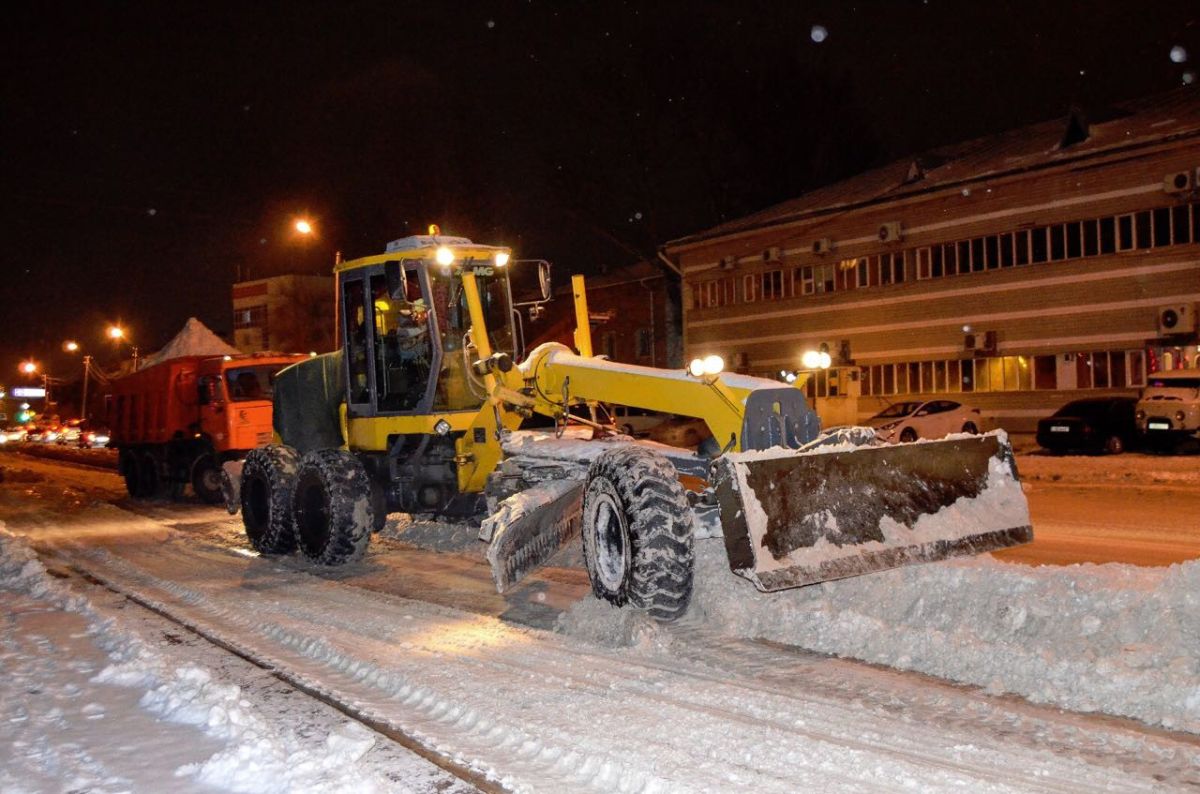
left=635, top=329, right=652, bottom=358
left=1117, top=214, right=1135, bottom=251
left=234, top=304, right=267, bottom=329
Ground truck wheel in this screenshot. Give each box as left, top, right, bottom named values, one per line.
left=138, top=452, right=162, bottom=498
left=581, top=445, right=694, bottom=622
left=191, top=453, right=224, bottom=504
left=119, top=450, right=142, bottom=497
left=292, top=449, right=374, bottom=566
left=900, top=428, right=918, bottom=443
left=241, top=445, right=300, bottom=555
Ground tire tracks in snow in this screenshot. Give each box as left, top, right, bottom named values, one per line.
left=38, top=525, right=1200, bottom=794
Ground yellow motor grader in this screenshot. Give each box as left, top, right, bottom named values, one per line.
left=222, top=233, right=1032, bottom=621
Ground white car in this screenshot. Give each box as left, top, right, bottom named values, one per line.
left=867, top=400, right=984, bottom=443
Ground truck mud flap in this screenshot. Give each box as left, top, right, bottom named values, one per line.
left=711, top=433, right=1032, bottom=591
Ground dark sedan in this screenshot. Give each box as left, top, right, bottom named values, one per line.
left=1036, top=397, right=1138, bottom=455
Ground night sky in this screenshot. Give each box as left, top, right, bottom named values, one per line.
left=4, top=1, right=1197, bottom=379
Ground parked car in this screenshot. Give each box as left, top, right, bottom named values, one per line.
left=24, top=424, right=55, bottom=443
left=1036, top=397, right=1138, bottom=455
left=607, top=404, right=670, bottom=437
left=1, top=426, right=27, bottom=444
left=867, top=400, right=984, bottom=443
left=1136, top=368, right=1200, bottom=450
left=645, top=415, right=713, bottom=449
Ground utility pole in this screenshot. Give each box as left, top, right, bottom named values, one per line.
left=81, top=355, right=92, bottom=420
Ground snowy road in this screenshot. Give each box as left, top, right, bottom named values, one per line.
left=3, top=451, right=1200, bottom=791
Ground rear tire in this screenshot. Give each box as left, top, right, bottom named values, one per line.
left=191, top=453, right=224, bottom=504
left=138, top=452, right=161, bottom=498
left=293, top=449, right=374, bottom=566
left=119, top=449, right=142, bottom=497
left=241, top=445, right=300, bottom=555
left=581, top=445, right=694, bottom=622
left=899, top=427, right=918, bottom=443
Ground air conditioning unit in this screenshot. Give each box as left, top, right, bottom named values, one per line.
left=878, top=221, right=904, bottom=243
left=1157, top=304, right=1197, bottom=335
left=718, top=255, right=738, bottom=271
left=763, top=246, right=782, bottom=263
left=1163, top=171, right=1194, bottom=195
left=964, top=330, right=997, bottom=353
left=811, top=237, right=834, bottom=255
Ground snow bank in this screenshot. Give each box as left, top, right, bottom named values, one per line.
left=0, top=526, right=390, bottom=792
left=561, top=543, right=1200, bottom=734
left=1017, top=452, right=1200, bottom=487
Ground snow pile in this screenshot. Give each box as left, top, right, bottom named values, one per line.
left=1017, top=452, right=1200, bottom=486
left=561, top=543, right=1200, bottom=733
left=139, top=316, right=240, bottom=368
left=0, top=527, right=390, bottom=793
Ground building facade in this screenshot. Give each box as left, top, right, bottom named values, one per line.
left=524, top=261, right=682, bottom=369
left=664, top=89, right=1200, bottom=434
left=231, top=274, right=335, bottom=354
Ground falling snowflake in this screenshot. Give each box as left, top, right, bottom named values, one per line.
left=635, top=212, right=643, bottom=220
left=810, top=25, right=828, bottom=43
left=147, top=208, right=157, bottom=216
left=487, top=19, right=495, bottom=29
left=1170, top=45, right=1188, bottom=64
left=1184, top=71, right=1196, bottom=85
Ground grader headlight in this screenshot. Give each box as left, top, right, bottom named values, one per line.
left=436, top=246, right=455, bottom=267
left=494, top=251, right=510, bottom=267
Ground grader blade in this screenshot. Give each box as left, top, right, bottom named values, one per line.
left=712, top=432, right=1032, bottom=591
left=482, top=480, right=583, bottom=592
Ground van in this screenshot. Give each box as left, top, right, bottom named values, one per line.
left=1135, top=368, right=1200, bottom=448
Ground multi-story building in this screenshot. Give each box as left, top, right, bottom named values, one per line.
left=663, top=88, right=1200, bottom=434
left=231, top=274, right=335, bottom=354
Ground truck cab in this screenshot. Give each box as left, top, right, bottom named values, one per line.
left=197, top=354, right=297, bottom=453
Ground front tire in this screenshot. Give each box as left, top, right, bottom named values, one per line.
left=581, top=446, right=694, bottom=622
left=191, top=453, right=224, bottom=504
left=961, top=422, right=979, bottom=435
left=1104, top=435, right=1125, bottom=455
left=241, top=445, right=300, bottom=555
left=292, top=449, right=374, bottom=566
left=899, top=427, right=918, bottom=443
left=119, top=449, right=142, bottom=497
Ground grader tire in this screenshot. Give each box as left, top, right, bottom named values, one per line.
left=241, top=445, right=300, bottom=555
left=581, top=445, right=695, bottom=622
left=293, top=449, right=374, bottom=566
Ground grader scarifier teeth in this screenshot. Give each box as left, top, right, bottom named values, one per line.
left=483, top=480, right=583, bottom=592
left=712, top=432, right=1032, bottom=591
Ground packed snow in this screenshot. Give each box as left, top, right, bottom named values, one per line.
left=4, top=449, right=1200, bottom=791
left=138, top=316, right=241, bottom=368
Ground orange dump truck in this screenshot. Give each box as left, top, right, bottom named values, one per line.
left=108, top=353, right=306, bottom=502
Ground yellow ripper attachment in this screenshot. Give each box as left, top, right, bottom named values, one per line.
left=711, top=432, right=1032, bottom=591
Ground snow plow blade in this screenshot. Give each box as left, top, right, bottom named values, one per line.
left=481, top=480, right=583, bottom=592
left=711, top=432, right=1032, bottom=591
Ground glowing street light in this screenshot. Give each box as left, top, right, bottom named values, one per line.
left=19, top=360, right=37, bottom=375
left=107, top=325, right=125, bottom=340
left=294, top=218, right=314, bottom=235
left=63, top=340, right=79, bottom=352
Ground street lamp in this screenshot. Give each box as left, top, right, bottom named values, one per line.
left=19, top=360, right=37, bottom=375
left=106, top=325, right=139, bottom=368
left=294, top=218, right=314, bottom=235
left=64, top=340, right=80, bottom=353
